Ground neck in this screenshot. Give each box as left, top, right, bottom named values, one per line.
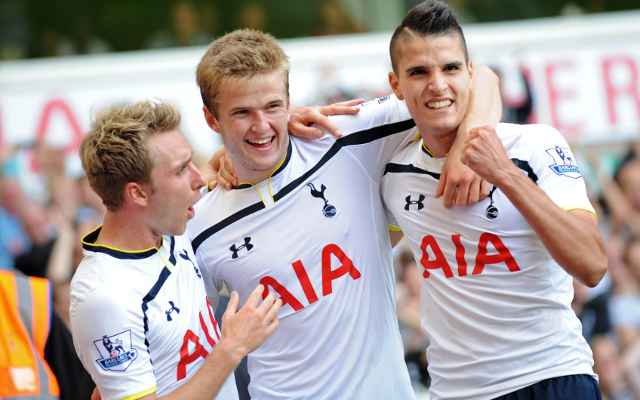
left=419, top=126, right=458, bottom=159
left=237, top=167, right=277, bottom=186
left=234, top=146, right=288, bottom=185
left=96, top=210, right=162, bottom=251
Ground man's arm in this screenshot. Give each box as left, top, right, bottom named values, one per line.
left=389, top=229, right=404, bottom=248
left=437, top=66, right=502, bottom=208
left=461, top=126, right=607, bottom=287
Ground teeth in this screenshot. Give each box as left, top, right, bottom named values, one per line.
left=427, top=100, right=452, bottom=110
left=248, top=137, right=272, bottom=145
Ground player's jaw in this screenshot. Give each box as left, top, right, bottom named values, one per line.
left=240, top=130, right=287, bottom=172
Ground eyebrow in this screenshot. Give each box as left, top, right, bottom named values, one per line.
left=405, top=60, right=464, bottom=74
left=176, top=154, right=193, bottom=172
left=229, top=98, right=286, bottom=114
left=444, top=61, right=464, bottom=69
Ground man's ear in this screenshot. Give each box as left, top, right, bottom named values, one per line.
left=125, top=182, right=150, bottom=208
left=388, top=72, right=405, bottom=101
left=468, top=60, right=473, bottom=88
left=203, top=106, right=221, bottom=133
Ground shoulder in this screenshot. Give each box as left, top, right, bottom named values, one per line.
left=388, top=138, right=421, bottom=164
left=70, top=254, right=145, bottom=311
left=326, top=94, right=413, bottom=136
left=496, top=123, right=564, bottom=145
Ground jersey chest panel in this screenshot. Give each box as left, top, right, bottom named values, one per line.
left=203, top=152, right=391, bottom=320
left=143, top=250, right=218, bottom=394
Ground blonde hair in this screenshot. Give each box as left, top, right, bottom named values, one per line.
left=80, top=100, right=181, bottom=212
left=196, top=28, right=290, bottom=118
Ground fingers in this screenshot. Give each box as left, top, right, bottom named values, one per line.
left=293, top=124, right=326, bottom=139
left=319, top=98, right=364, bottom=115
left=264, top=299, right=282, bottom=322
left=308, top=113, right=341, bottom=137
left=217, top=155, right=238, bottom=190
left=257, top=290, right=277, bottom=312
left=466, top=177, right=481, bottom=205
left=479, top=180, right=491, bottom=201
left=434, top=169, right=446, bottom=199
left=224, top=291, right=240, bottom=317
left=245, top=284, right=265, bottom=308
left=264, top=315, right=280, bottom=336
left=455, top=180, right=470, bottom=207
left=440, top=172, right=457, bottom=209
left=332, top=98, right=364, bottom=109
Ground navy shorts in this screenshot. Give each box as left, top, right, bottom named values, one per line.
left=493, top=374, right=602, bottom=400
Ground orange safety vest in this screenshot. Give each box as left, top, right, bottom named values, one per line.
left=0, top=270, right=60, bottom=399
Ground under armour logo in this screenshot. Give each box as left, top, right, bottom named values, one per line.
left=179, top=250, right=201, bottom=278
left=165, top=301, right=180, bottom=321
left=307, top=183, right=337, bottom=218
left=230, top=237, right=253, bottom=259
left=405, top=195, right=425, bottom=211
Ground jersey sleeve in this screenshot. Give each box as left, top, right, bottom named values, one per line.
left=381, top=178, right=401, bottom=231
left=196, top=250, right=223, bottom=310
left=70, top=287, right=157, bottom=400
left=323, top=95, right=418, bottom=183
left=520, top=124, right=595, bottom=214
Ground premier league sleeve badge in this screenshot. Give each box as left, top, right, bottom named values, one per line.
left=94, top=330, right=139, bottom=371
left=546, top=146, right=582, bottom=179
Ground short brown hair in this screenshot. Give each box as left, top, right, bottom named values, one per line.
left=196, top=28, right=290, bottom=118
left=80, top=100, right=181, bottom=212
left=390, top=0, right=468, bottom=74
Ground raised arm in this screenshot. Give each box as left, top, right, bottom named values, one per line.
left=461, top=126, right=607, bottom=287
left=437, top=66, right=502, bottom=208
left=288, top=99, right=363, bottom=138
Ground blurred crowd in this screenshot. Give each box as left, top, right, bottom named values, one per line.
left=0, top=144, right=105, bottom=327
left=0, top=0, right=366, bottom=60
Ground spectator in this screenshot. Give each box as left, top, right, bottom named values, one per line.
left=591, top=335, right=637, bottom=400
left=143, top=1, right=211, bottom=49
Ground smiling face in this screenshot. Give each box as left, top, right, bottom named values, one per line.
left=145, top=130, right=206, bottom=237
left=389, top=33, right=472, bottom=155
left=204, top=72, right=291, bottom=184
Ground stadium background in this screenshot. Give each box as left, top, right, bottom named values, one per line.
left=2, top=0, right=640, bottom=399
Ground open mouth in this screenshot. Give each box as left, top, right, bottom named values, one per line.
left=247, top=137, right=275, bottom=146
left=426, top=100, right=452, bottom=110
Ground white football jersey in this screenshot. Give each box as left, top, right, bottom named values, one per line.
left=70, top=227, right=237, bottom=400
left=188, top=95, right=417, bottom=400
left=381, top=123, right=597, bottom=400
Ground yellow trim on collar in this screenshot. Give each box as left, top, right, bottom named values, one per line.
left=81, top=225, right=162, bottom=254
left=268, top=150, right=289, bottom=200
left=388, top=226, right=402, bottom=232
left=422, top=143, right=443, bottom=168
